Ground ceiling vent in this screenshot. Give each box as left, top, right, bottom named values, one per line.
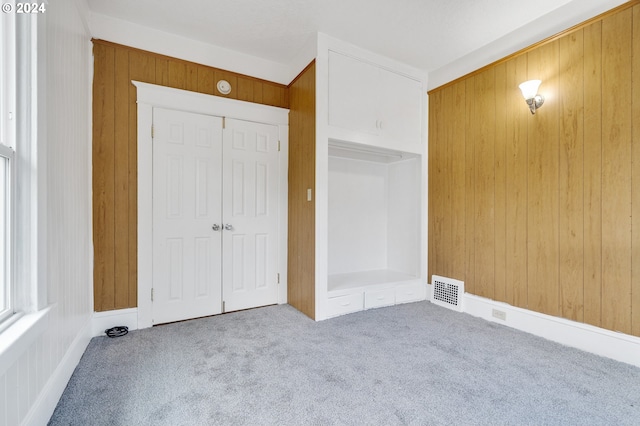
left=431, top=275, right=464, bottom=312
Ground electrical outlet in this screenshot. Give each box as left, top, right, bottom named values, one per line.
left=492, top=309, right=506, bottom=321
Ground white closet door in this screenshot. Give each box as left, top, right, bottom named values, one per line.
left=222, top=118, right=280, bottom=312
left=152, top=108, right=223, bottom=324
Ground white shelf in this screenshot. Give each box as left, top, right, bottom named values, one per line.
left=328, top=269, right=418, bottom=294
left=328, top=139, right=419, bottom=164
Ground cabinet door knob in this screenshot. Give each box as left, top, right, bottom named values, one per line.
left=224, top=224, right=234, bottom=231
left=212, top=224, right=221, bottom=231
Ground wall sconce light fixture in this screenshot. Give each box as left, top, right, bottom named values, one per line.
left=518, top=80, right=544, bottom=114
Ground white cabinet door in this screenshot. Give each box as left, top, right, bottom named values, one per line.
left=328, top=51, right=378, bottom=136
left=327, top=50, right=422, bottom=149
left=378, top=67, right=422, bottom=149
left=221, top=118, right=280, bottom=312
left=152, top=108, right=224, bottom=325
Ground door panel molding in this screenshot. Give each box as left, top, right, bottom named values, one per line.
left=152, top=108, right=223, bottom=325
left=135, top=82, right=289, bottom=329
left=222, top=118, right=280, bottom=312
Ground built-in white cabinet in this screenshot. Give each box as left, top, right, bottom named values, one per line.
left=287, top=34, right=427, bottom=321
left=328, top=50, right=423, bottom=152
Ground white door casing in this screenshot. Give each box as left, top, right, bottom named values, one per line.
left=135, top=81, right=289, bottom=330
left=222, top=118, right=280, bottom=312
left=152, top=108, right=223, bottom=324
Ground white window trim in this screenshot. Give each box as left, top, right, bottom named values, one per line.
left=0, top=144, right=14, bottom=324
left=0, top=1, right=16, bottom=325
left=0, top=2, right=48, bottom=357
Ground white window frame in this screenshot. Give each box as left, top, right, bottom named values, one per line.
left=0, top=3, right=44, bottom=330
left=0, top=144, right=13, bottom=324
left=0, top=2, right=16, bottom=326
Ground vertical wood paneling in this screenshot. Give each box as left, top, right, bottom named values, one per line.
left=185, top=63, right=198, bottom=92
left=155, top=57, right=169, bottom=86
left=451, top=82, right=466, bottom=280
left=167, top=59, right=186, bottom=89
left=428, top=2, right=640, bottom=337
left=263, top=83, right=288, bottom=108
left=583, top=20, right=603, bottom=328
left=474, top=68, right=496, bottom=300
left=287, top=62, right=316, bottom=319
left=464, top=78, right=476, bottom=294
left=427, top=90, right=441, bottom=281
left=527, top=40, right=560, bottom=317
left=92, top=43, right=116, bottom=311
left=114, top=48, right=130, bottom=309
left=494, top=63, right=507, bottom=302
left=558, top=30, right=585, bottom=321
left=252, top=80, right=265, bottom=104
left=197, top=65, right=215, bottom=95
left=237, top=76, right=254, bottom=103
left=632, top=4, right=640, bottom=336
left=92, top=39, right=289, bottom=311
left=601, top=9, right=633, bottom=334
left=436, top=86, right=452, bottom=276
left=504, top=55, right=528, bottom=308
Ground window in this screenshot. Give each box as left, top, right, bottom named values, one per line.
left=0, top=5, right=15, bottom=324
left=0, top=145, right=12, bottom=323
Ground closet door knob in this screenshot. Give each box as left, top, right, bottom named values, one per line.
left=224, top=224, right=234, bottom=231
left=212, top=224, right=221, bottom=231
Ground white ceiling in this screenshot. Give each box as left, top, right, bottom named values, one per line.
left=86, top=0, right=578, bottom=74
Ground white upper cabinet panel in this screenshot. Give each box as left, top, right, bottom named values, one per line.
left=328, top=51, right=378, bottom=136
left=327, top=50, right=422, bottom=152
left=378, top=67, right=422, bottom=150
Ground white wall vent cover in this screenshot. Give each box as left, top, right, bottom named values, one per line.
left=431, top=275, right=464, bottom=312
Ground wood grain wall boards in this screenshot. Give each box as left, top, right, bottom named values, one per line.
left=287, top=61, right=316, bottom=319
left=601, top=9, right=633, bottom=334
left=434, top=87, right=449, bottom=277
left=464, top=77, right=476, bottom=295
left=427, top=89, right=438, bottom=282
left=92, top=39, right=289, bottom=312
left=632, top=4, right=640, bottom=337
left=92, top=42, right=116, bottom=311
left=427, top=1, right=640, bottom=337
left=473, top=68, right=497, bottom=301
left=582, top=20, right=603, bottom=329
left=558, top=30, right=585, bottom=322
left=427, top=89, right=440, bottom=282
left=504, top=54, right=528, bottom=309
left=494, top=63, right=507, bottom=303
left=450, top=82, right=467, bottom=282
left=527, top=40, right=560, bottom=318
left=114, top=47, right=131, bottom=310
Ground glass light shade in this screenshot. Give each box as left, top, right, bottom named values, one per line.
left=519, top=80, right=542, bottom=100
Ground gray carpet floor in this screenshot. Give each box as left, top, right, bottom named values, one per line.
left=49, top=302, right=640, bottom=425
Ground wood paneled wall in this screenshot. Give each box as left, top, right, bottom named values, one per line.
left=287, top=62, right=316, bottom=319
left=428, top=1, right=640, bottom=336
left=92, top=40, right=289, bottom=312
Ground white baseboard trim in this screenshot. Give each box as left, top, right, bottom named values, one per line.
left=427, top=283, right=640, bottom=368
left=92, top=308, right=139, bottom=337
left=22, top=318, right=92, bottom=426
